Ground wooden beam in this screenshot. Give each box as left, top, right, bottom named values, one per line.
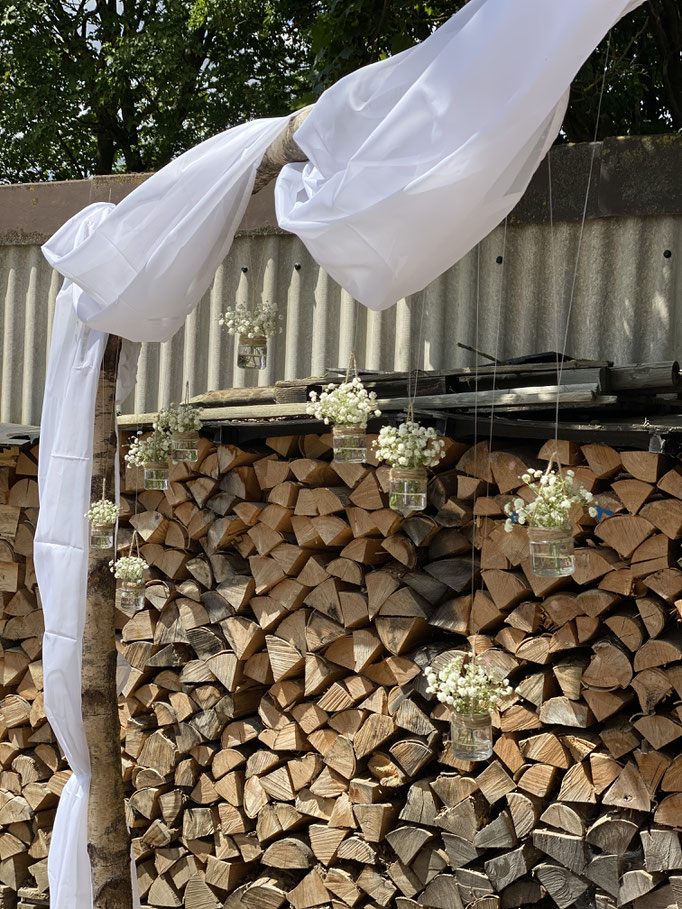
left=118, top=384, right=604, bottom=426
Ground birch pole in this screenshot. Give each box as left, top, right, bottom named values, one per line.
left=79, top=112, right=311, bottom=908
left=82, top=334, right=131, bottom=909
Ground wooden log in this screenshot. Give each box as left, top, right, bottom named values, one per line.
left=534, top=862, right=588, bottom=909
left=83, top=336, right=133, bottom=909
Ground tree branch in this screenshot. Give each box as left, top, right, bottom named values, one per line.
left=252, top=106, right=312, bottom=193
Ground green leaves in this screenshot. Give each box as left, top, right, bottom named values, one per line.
left=0, top=0, right=679, bottom=183
left=0, top=0, right=307, bottom=181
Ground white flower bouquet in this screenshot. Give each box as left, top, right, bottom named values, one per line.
left=426, top=653, right=513, bottom=715
left=85, top=498, right=119, bottom=528
left=156, top=401, right=202, bottom=462
left=373, top=419, right=445, bottom=513
left=307, top=378, right=381, bottom=427
left=110, top=555, right=148, bottom=584
left=372, top=420, right=445, bottom=469
left=125, top=428, right=172, bottom=467
left=218, top=303, right=281, bottom=338
left=163, top=402, right=202, bottom=433
left=503, top=467, right=593, bottom=532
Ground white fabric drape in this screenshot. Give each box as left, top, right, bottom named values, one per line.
left=36, top=1, right=645, bottom=906
left=35, top=205, right=113, bottom=909
left=275, top=0, right=646, bottom=310
left=37, top=118, right=287, bottom=906
left=42, top=118, right=291, bottom=342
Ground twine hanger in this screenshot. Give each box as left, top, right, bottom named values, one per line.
left=128, top=530, right=141, bottom=560
left=344, top=350, right=359, bottom=384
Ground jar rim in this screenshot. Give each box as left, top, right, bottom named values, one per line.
left=527, top=523, right=573, bottom=538
left=451, top=710, right=493, bottom=726
left=389, top=466, right=427, bottom=479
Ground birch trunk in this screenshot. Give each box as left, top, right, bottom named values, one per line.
left=252, top=107, right=311, bottom=193
left=82, top=334, right=132, bottom=909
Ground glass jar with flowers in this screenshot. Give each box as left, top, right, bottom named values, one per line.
left=165, top=401, right=202, bottom=464
left=219, top=303, right=281, bottom=370
left=504, top=466, right=594, bottom=577
left=110, top=554, right=148, bottom=611
left=85, top=495, right=119, bottom=550
left=307, top=376, right=381, bottom=463
left=426, top=653, right=512, bottom=761
left=372, top=418, right=445, bottom=515
left=125, top=425, right=172, bottom=490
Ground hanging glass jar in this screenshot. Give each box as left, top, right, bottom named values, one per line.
left=332, top=425, right=367, bottom=463
left=85, top=495, right=119, bottom=550
left=527, top=523, right=575, bottom=577
left=143, top=461, right=169, bottom=491
left=450, top=711, right=493, bottom=762
left=119, top=580, right=146, bottom=611
left=389, top=467, right=428, bottom=516
left=238, top=335, right=267, bottom=370
left=171, top=430, right=199, bottom=463
left=112, top=548, right=148, bottom=612
left=90, top=524, right=115, bottom=550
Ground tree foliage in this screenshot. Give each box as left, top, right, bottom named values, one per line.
left=0, top=0, right=307, bottom=181
left=0, top=0, right=679, bottom=184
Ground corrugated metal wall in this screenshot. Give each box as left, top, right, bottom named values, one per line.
left=1, top=212, right=680, bottom=425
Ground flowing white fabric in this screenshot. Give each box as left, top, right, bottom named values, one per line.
left=275, top=0, right=646, bottom=310
left=36, top=2, right=645, bottom=906
left=37, top=117, right=287, bottom=909
left=42, top=118, right=291, bottom=342
left=35, top=205, right=112, bottom=909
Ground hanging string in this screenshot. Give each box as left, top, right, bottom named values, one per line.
left=469, top=243, right=482, bottom=665
left=553, top=34, right=612, bottom=445
left=406, top=290, right=428, bottom=415
left=485, top=217, right=508, bottom=496
left=345, top=350, right=359, bottom=384
left=128, top=529, right=141, bottom=560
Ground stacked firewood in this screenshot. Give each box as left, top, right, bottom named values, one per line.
left=4, top=429, right=682, bottom=909
left=0, top=444, right=60, bottom=897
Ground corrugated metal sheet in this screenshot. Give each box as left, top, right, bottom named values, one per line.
left=1, top=213, right=680, bottom=425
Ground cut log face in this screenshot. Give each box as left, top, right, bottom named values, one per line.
left=12, top=430, right=682, bottom=907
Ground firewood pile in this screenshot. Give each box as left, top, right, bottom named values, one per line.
left=3, top=427, right=682, bottom=909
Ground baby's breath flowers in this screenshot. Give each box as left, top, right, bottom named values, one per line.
left=372, top=420, right=445, bottom=469
left=163, top=402, right=201, bottom=433
left=504, top=467, right=593, bottom=532
left=125, top=427, right=172, bottom=467
left=426, top=654, right=513, bottom=715
left=307, top=378, right=381, bottom=427
left=218, top=303, right=281, bottom=338
left=109, top=555, right=148, bottom=584
left=85, top=498, right=119, bottom=527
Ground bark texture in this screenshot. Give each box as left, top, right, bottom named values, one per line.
left=82, top=334, right=133, bottom=909
left=252, top=107, right=312, bottom=194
